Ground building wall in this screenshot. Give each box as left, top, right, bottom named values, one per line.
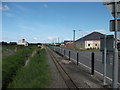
left=17, top=40, right=28, bottom=46
left=61, top=42, right=74, bottom=48
left=75, top=40, right=100, bottom=49
left=75, top=41, right=85, bottom=49
left=85, top=40, right=100, bottom=49
left=66, top=42, right=74, bottom=48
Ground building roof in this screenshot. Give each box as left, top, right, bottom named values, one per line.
left=76, top=32, right=105, bottom=41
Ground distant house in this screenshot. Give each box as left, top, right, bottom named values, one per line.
left=17, top=39, right=28, bottom=46
left=75, top=32, right=105, bottom=49
left=61, top=40, right=74, bottom=48
left=54, top=43, right=61, bottom=46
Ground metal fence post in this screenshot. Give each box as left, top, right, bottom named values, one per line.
left=59, top=48, right=61, bottom=54
left=63, top=49, right=65, bottom=57
left=91, top=52, right=95, bottom=75
left=69, top=51, right=70, bottom=60
left=59, top=47, right=60, bottom=53
left=77, top=52, right=79, bottom=65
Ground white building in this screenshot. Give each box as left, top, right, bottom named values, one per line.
left=75, top=32, right=105, bottom=49
left=17, top=39, right=28, bottom=46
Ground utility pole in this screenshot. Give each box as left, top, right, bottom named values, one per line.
left=103, top=1, right=120, bottom=88
left=73, top=30, right=76, bottom=41
left=112, top=2, right=118, bottom=88
left=103, top=35, right=107, bottom=85
left=58, top=37, right=59, bottom=43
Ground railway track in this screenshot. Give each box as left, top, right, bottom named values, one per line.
left=46, top=47, right=79, bottom=89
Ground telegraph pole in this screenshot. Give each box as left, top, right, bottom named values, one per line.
left=58, top=37, right=59, bottom=43
left=103, top=1, right=120, bottom=88
left=73, top=30, right=76, bottom=41
left=103, top=35, right=107, bottom=85
left=112, top=2, right=118, bottom=88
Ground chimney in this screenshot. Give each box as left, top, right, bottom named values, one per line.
left=22, top=39, right=25, bottom=43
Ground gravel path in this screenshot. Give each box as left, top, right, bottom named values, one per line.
left=46, top=48, right=67, bottom=88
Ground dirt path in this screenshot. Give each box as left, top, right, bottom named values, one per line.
left=25, top=50, right=37, bottom=66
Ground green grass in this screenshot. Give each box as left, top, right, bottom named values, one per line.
left=2, top=45, right=32, bottom=58
left=2, top=46, right=36, bottom=89
left=2, top=45, right=17, bottom=58
left=8, top=49, right=51, bottom=88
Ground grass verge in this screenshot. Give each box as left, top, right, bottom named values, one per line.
left=8, top=49, right=51, bottom=88
left=2, top=46, right=36, bottom=89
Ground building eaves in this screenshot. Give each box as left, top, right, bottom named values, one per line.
left=75, top=32, right=105, bottom=42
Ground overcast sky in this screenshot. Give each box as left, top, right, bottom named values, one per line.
left=1, top=2, right=120, bottom=43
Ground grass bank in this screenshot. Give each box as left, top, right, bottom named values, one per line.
left=2, top=45, right=33, bottom=58
left=2, top=46, right=36, bottom=89
left=8, top=49, right=51, bottom=88
left=2, top=45, right=16, bottom=58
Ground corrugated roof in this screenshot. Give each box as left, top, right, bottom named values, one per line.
left=76, top=32, right=105, bottom=41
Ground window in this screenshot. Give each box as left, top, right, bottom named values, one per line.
left=95, top=44, right=97, bottom=46
left=88, top=44, right=90, bottom=46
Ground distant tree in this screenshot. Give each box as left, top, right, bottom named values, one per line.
left=37, top=43, right=42, bottom=45
left=29, top=43, right=42, bottom=46
left=9, top=42, right=17, bottom=45
left=2, top=41, right=8, bottom=45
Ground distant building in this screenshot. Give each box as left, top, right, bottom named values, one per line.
left=17, top=39, right=28, bottom=46
left=61, top=40, right=74, bottom=48
left=75, top=32, right=105, bottom=49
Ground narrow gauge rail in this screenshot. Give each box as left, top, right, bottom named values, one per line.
left=46, top=47, right=79, bottom=89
